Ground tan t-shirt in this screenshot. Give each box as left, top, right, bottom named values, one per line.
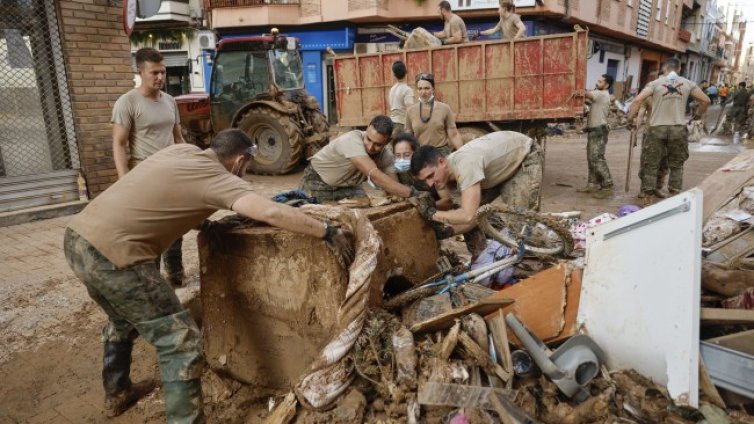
left=443, top=13, right=469, bottom=43
left=587, top=89, right=610, bottom=128
left=642, top=75, right=697, bottom=126
left=389, top=82, right=415, bottom=125
left=68, top=144, right=255, bottom=268
left=405, top=101, right=456, bottom=148
left=310, top=130, right=396, bottom=187
left=448, top=131, right=532, bottom=191
left=491, top=13, right=524, bottom=40
left=111, top=89, right=179, bottom=164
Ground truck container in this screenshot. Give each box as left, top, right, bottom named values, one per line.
left=333, top=28, right=588, bottom=140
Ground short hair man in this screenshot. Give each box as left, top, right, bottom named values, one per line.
left=112, top=47, right=187, bottom=286
left=410, top=131, right=543, bottom=257
left=627, top=58, right=710, bottom=204
left=577, top=73, right=615, bottom=198
left=389, top=61, right=416, bottom=137
left=299, top=115, right=415, bottom=201
left=433, top=1, right=469, bottom=45
left=480, top=1, right=526, bottom=40
left=64, top=129, right=354, bottom=422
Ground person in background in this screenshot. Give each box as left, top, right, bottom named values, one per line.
left=719, top=83, right=728, bottom=105
left=577, top=74, right=615, bottom=199
left=388, top=60, right=415, bottom=138
left=405, top=73, right=464, bottom=155
left=706, top=83, right=718, bottom=105
left=433, top=1, right=468, bottom=45
left=112, top=47, right=187, bottom=287
left=480, top=1, right=526, bottom=40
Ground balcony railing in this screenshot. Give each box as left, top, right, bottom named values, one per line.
left=209, top=0, right=299, bottom=7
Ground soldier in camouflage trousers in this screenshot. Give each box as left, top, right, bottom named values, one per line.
left=299, top=164, right=367, bottom=202
left=578, top=74, right=614, bottom=198
left=626, top=58, right=709, bottom=205
left=722, top=82, right=750, bottom=136
left=64, top=228, right=203, bottom=422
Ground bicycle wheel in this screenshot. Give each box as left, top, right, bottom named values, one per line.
left=476, top=204, right=574, bottom=257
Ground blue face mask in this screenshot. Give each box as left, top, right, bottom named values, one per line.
left=395, top=158, right=411, bottom=172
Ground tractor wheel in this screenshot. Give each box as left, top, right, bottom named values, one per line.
left=236, top=107, right=302, bottom=175
left=457, top=126, right=489, bottom=144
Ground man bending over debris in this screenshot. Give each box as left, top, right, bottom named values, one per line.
left=410, top=130, right=543, bottom=257
left=299, top=114, right=416, bottom=201
left=63, top=129, right=354, bottom=423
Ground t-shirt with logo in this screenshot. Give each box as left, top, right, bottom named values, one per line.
left=586, top=89, right=610, bottom=128
left=111, top=89, right=179, bottom=166
left=448, top=131, right=532, bottom=192
left=443, top=13, right=469, bottom=43
left=389, top=82, right=415, bottom=125
left=642, top=75, right=697, bottom=126
left=67, top=144, right=255, bottom=268
left=310, top=130, right=396, bottom=187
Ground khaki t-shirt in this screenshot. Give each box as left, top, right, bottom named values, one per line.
left=492, top=13, right=524, bottom=40
left=443, top=13, right=469, bottom=43
left=111, top=89, right=179, bottom=164
left=448, top=131, right=532, bottom=192
left=389, top=82, right=415, bottom=125
left=642, top=75, right=697, bottom=126
left=587, top=89, right=610, bottom=128
left=68, top=144, right=255, bottom=268
left=310, top=130, right=396, bottom=187
left=405, top=101, right=456, bottom=148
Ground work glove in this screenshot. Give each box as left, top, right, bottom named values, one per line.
left=431, top=222, right=455, bottom=240
left=323, top=224, right=355, bottom=269
left=408, top=191, right=437, bottom=222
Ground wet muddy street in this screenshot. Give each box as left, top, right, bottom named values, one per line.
left=0, top=129, right=747, bottom=423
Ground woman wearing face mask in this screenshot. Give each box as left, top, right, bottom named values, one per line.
left=405, top=73, right=464, bottom=154
left=392, top=132, right=454, bottom=210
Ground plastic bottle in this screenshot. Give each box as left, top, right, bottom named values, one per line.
left=77, top=172, right=89, bottom=201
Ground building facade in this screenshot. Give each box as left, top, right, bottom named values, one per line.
left=0, top=0, right=132, bottom=212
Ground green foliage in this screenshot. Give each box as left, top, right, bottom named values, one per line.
left=130, top=29, right=195, bottom=47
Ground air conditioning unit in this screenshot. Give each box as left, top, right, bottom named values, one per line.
left=354, top=43, right=378, bottom=54
left=198, top=30, right=216, bottom=49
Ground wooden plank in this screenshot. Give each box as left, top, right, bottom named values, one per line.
left=458, top=332, right=512, bottom=383
left=699, top=355, right=727, bottom=409
left=704, top=329, right=754, bottom=355
left=485, top=263, right=582, bottom=345
left=700, top=308, right=754, bottom=326
left=262, top=391, right=296, bottom=424
left=487, top=309, right=513, bottom=374
left=409, top=298, right=513, bottom=334
left=417, top=382, right=537, bottom=423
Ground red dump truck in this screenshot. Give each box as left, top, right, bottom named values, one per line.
left=333, top=28, right=588, bottom=141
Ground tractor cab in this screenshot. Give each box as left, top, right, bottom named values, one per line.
left=209, top=33, right=304, bottom=130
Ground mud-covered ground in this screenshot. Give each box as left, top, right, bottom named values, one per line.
left=0, top=119, right=746, bottom=423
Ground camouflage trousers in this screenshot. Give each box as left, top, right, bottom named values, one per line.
left=638, top=132, right=669, bottom=190
left=722, top=106, right=750, bottom=135
left=479, top=140, right=543, bottom=211
left=63, top=228, right=203, bottom=383
left=299, top=164, right=367, bottom=202
left=585, top=125, right=613, bottom=188
left=640, top=125, right=688, bottom=194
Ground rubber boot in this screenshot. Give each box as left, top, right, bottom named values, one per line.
left=592, top=186, right=614, bottom=199
left=103, top=341, right=157, bottom=417
left=575, top=184, right=599, bottom=193
left=163, top=379, right=204, bottom=424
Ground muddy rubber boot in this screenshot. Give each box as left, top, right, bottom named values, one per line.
left=592, top=186, right=614, bottom=199
left=576, top=185, right=599, bottom=193
left=163, top=379, right=204, bottom=424
left=103, top=341, right=157, bottom=417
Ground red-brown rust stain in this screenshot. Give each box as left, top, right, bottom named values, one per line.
left=543, top=38, right=574, bottom=109
left=458, top=45, right=484, bottom=120
left=334, top=58, right=362, bottom=123
left=405, top=50, right=430, bottom=82
left=514, top=40, right=543, bottom=111
left=360, top=56, right=386, bottom=116
left=485, top=43, right=513, bottom=113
